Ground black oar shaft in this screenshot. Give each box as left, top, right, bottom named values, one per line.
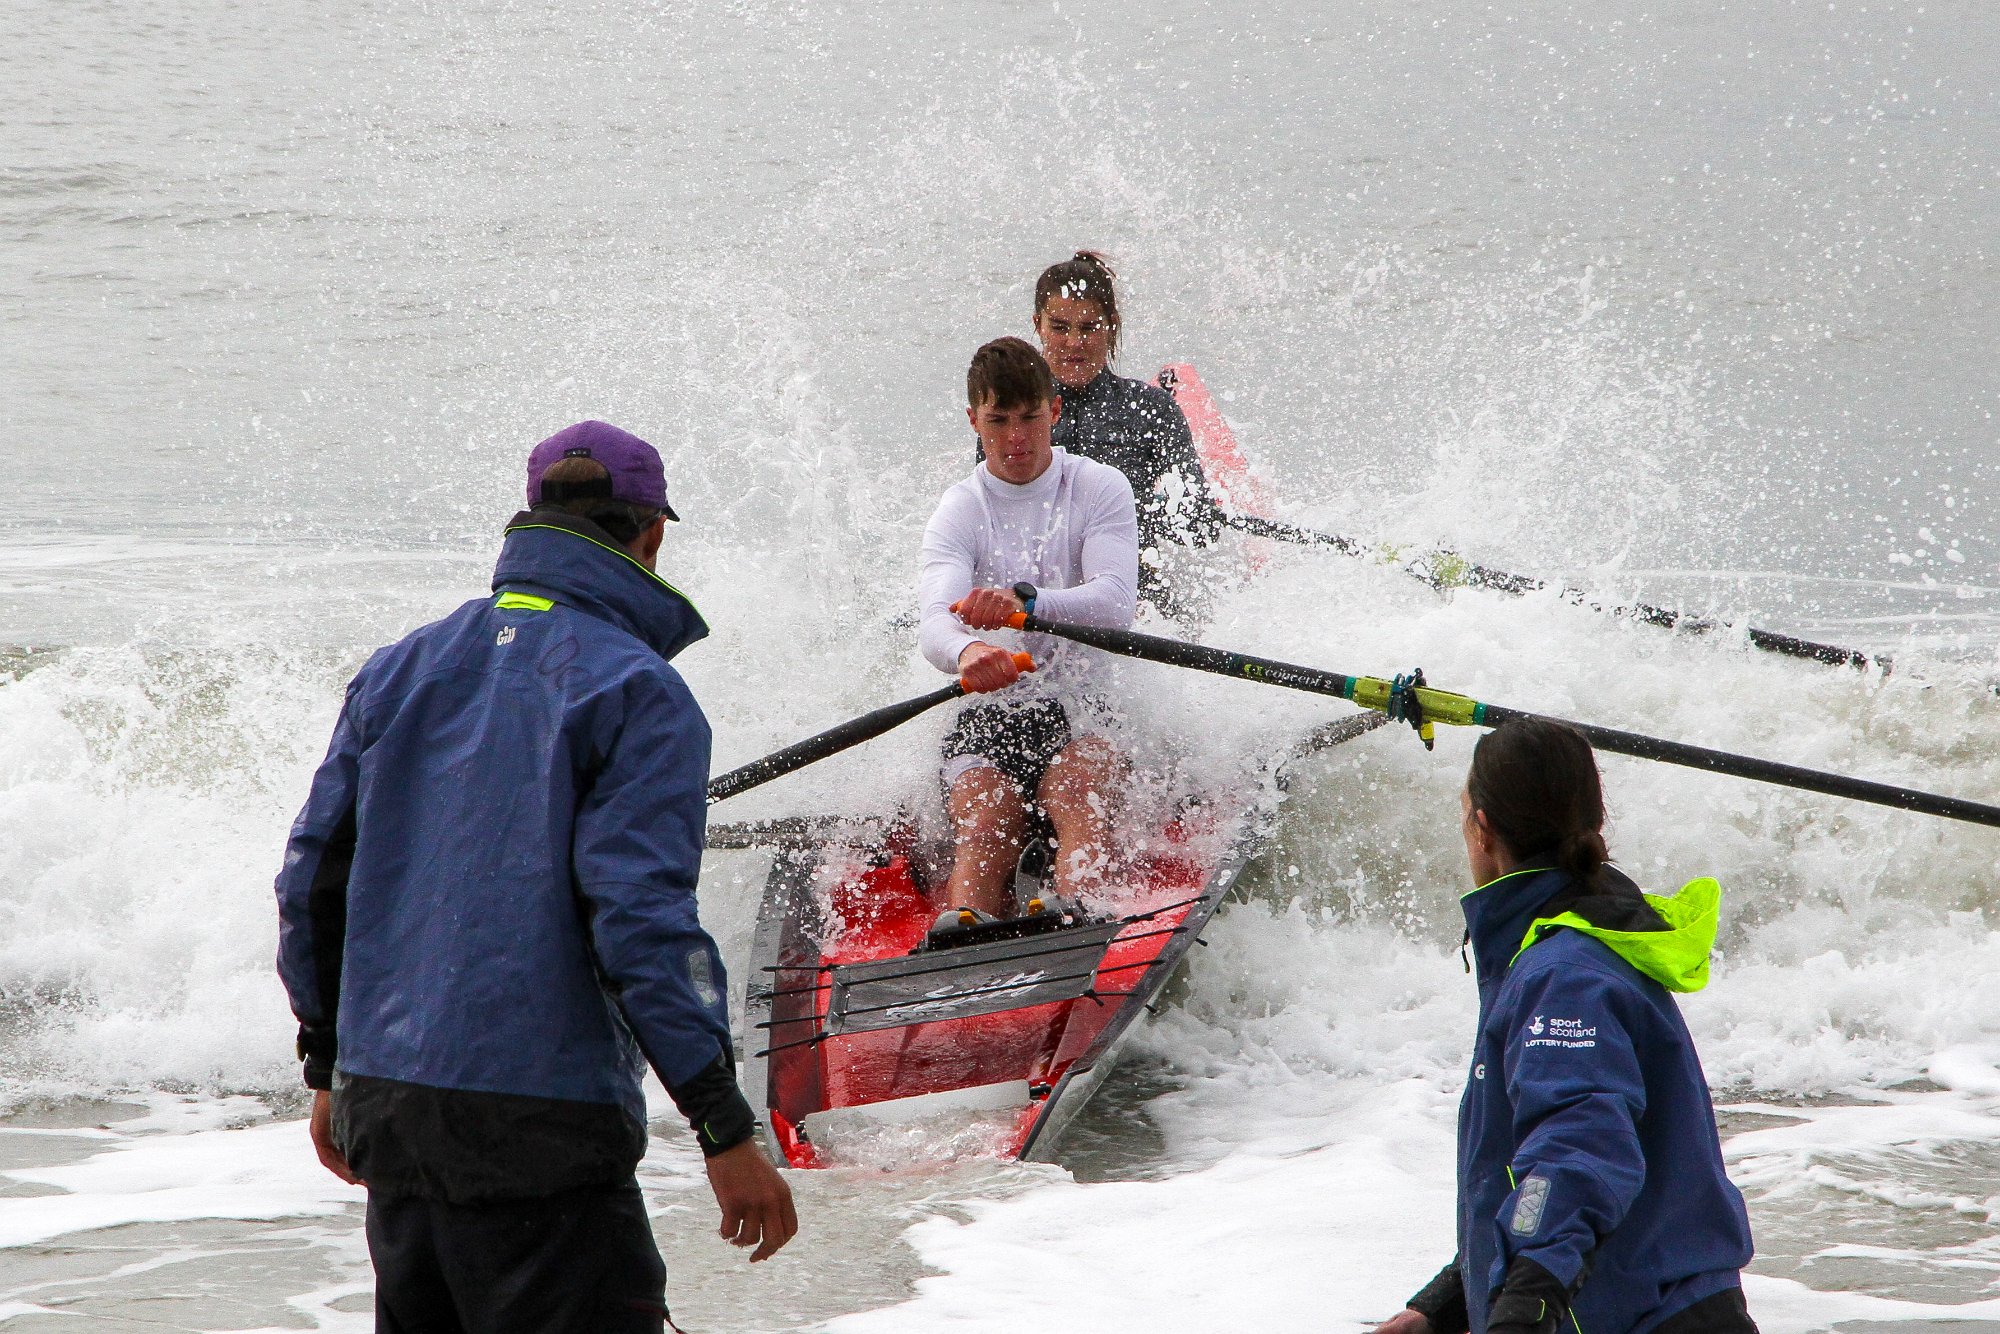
left=1225, top=512, right=1365, bottom=559
left=1745, top=626, right=1870, bottom=669
left=1019, top=614, right=2000, bottom=830
left=1224, top=513, right=1877, bottom=672
left=707, top=682, right=964, bottom=804
left=1475, top=706, right=2000, bottom=828
left=1016, top=614, right=1366, bottom=702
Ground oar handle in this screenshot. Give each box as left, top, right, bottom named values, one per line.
left=1008, top=611, right=1487, bottom=725
left=958, top=651, right=1035, bottom=693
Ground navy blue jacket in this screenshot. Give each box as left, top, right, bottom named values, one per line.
left=274, top=512, right=752, bottom=1201
left=1453, top=862, right=1753, bottom=1334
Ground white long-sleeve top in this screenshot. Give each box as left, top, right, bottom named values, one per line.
left=918, top=448, right=1138, bottom=687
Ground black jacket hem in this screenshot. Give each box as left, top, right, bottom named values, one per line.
left=332, top=1071, right=648, bottom=1205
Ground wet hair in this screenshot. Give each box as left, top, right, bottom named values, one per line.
left=966, top=336, right=1057, bottom=411
left=1033, top=250, right=1121, bottom=358
left=531, top=457, right=661, bottom=547
left=1466, top=718, right=1610, bottom=884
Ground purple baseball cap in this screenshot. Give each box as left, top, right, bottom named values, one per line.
left=526, top=420, right=680, bottom=520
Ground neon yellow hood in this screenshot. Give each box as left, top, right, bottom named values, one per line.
left=1512, top=878, right=1721, bottom=994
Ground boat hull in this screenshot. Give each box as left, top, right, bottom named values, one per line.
left=741, top=801, right=1261, bottom=1168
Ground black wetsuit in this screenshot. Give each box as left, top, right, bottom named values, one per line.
left=980, top=368, right=1224, bottom=613
left=1055, top=368, right=1221, bottom=547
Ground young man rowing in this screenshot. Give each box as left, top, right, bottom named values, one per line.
left=918, top=337, right=1140, bottom=920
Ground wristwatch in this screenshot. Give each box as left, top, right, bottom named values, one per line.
left=1011, top=581, right=1038, bottom=616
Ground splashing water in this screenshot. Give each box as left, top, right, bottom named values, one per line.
left=5, top=0, right=1999, bottom=1328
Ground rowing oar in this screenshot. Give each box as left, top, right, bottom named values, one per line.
left=1008, top=613, right=2000, bottom=829
left=1221, top=512, right=1879, bottom=673
left=706, top=653, right=1033, bottom=805
left=707, top=687, right=1389, bottom=849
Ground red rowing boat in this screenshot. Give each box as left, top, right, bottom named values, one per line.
left=739, top=797, right=1261, bottom=1166
left=736, top=363, right=1292, bottom=1167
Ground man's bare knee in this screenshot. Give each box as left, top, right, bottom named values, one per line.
left=1067, top=734, right=1118, bottom=762
left=1042, top=737, right=1122, bottom=808
left=1047, top=735, right=1117, bottom=778
left=949, top=768, right=1025, bottom=828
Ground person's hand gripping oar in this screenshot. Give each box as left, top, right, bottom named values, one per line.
left=948, top=585, right=1038, bottom=692
left=705, top=651, right=1035, bottom=805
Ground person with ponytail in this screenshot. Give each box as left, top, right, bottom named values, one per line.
left=1022, top=251, right=1222, bottom=616
left=1378, top=718, right=1759, bottom=1334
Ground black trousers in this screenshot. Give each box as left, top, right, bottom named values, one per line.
left=1655, top=1285, right=1760, bottom=1334
left=365, top=1180, right=668, bottom=1334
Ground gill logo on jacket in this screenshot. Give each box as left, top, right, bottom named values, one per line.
left=1510, top=1174, right=1552, bottom=1236
left=496, top=625, right=517, bottom=646
left=686, top=948, right=722, bottom=1008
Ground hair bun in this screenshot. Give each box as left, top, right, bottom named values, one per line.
left=1072, top=249, right=1116, bottom=278
left=1558, top=828, right=1609, bottom=881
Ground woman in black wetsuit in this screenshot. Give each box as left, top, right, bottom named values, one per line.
left=1030, top=251, right=1224, bottom=614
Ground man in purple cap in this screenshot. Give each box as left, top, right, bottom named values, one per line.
left=525, top=419, right=684, bottom=525
left=276, top=421, right=795, bottom=1332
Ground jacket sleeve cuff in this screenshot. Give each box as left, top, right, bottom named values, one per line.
left=1407, top=1259, right=1470, bottom=1334
left=1486, top=1256, right=1570, bottom=1334
left=297, top=1023, right=336, bottom=1091
left=666, top=1055, right=759, bottom=1157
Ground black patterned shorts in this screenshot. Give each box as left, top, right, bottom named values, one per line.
left=940, top=697, right=1074, bottom=798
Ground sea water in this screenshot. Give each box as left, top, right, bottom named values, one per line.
left=3, top=0, right=1998, bottom=1329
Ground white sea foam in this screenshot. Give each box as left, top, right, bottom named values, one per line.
left=0, top=1117, right=361, bottom=1250
left=1741, top=1275, right=2000, bottom=1332
left=823, top=1105, right=2000, bottom=1334
left=825, top=1098, right=1454, bottom=1334
left=7, top=0, right=2000, bottom=1325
